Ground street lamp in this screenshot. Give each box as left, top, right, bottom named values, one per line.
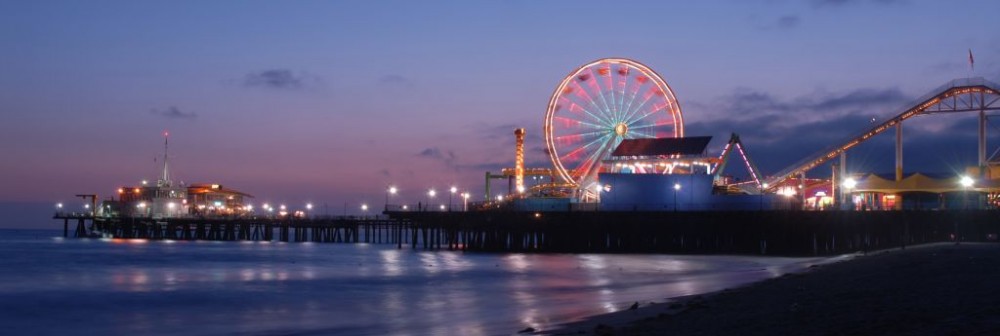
left=673, top=183, right=681, bottom=212
left=386, top=186, right=397, bottom=211
left=960, top=175, right=974, bottom=210
left=361, top=204, right=368, bottom=218
left=843, top=178, right=857, bottom=211
left=461, top=192, right=470, bottom=211
left=427, top=189, right=436, bottom=212
left=449, top=186, right=457, bottom=211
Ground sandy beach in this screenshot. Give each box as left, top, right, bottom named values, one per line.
left=545, top=243, right=1000, bottom=335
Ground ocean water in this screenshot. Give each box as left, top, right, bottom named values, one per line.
left=0, top=229, right=832, bottom=336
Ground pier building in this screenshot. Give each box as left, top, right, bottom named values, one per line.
left=597, top=136, right=775, bottom=211
left=100, top=133, right=254, bottom=219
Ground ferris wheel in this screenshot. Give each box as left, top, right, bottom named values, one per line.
left=543, top=58, right=684, bottom=197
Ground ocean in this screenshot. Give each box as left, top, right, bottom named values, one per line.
left=0, top=228, right=833, bottom=335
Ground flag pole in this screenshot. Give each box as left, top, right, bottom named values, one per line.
left=968, top=48, right=975, bottom=79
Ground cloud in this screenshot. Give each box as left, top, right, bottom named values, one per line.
left=811, top=0, right=906, bottom=7
left=686, top=84, right=1000, bottom=180
left=810, top=88, right=909, bottom=111
left=243, top=69, right=316, bottom=90
left=150, top=106, right=196, bottom=119
left=416, top=147, right=459, bottom=171
left=701, top=87, right=909, bottom=123
left=775, top=15, right=800, bottom=29
left=749, top=14, right=801, bottom=31
left=685, top=86, right=918, bottom=177
left=378, top=75, right=415, bottom=89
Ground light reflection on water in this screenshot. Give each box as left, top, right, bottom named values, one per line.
left=1, top=229, right=832, bottom=336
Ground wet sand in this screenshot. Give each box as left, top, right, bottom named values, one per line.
left=545, top=243, right=1000, bottom=335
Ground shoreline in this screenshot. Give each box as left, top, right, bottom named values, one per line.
left=537, top=250, right=860, bottom=335
left=541, top=242, right=1000, bottom=335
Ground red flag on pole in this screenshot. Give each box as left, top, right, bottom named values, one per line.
left=969, top=49, right=975, bottom=71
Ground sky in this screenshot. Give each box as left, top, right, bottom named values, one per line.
left=1, top=0, right=999, bottom=226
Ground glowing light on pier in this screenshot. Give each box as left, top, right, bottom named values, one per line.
left=842, top=178, right=857, bottom=190
left=960, top=175, right=974, bottom=188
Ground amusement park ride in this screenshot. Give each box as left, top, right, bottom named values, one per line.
left=487, top=57, right=766, bottom=206
left=486, top=57, right=1000, bottom=211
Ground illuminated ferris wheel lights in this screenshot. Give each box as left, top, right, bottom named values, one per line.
left=544, top=58, right=683, bottom=197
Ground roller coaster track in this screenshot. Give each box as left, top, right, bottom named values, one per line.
left=765, top=77, right=1000, bottom=187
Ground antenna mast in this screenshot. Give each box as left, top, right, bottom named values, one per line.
left=158, top=131, right=171, bottom=187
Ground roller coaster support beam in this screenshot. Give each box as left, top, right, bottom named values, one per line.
left=840, top=152, right=848, bottom=210
left=896, top=123, right=903, bottom=182
left=979, top=94, right=987, bottom=171
left=895, top=122, right=904, bottom=209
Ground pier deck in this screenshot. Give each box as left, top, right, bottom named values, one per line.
left=55, top=210, right=999, bottom=256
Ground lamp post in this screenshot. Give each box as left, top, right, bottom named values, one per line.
left=305, top=203, right=313, bottom=219
left=385, top=186, right=397, bottom=212
left=449, top=186, right=457, bottom=212
left=960, top=175, right=974, bottom=210
left=461, top=192, right=470, bottom=211
left=427, top=189, right=436, bottom=212
left=842, top=178, right=857, bottom=211
left=361, top=204, right=368, bottom=219
left=958, top=175, right=974, bottom=245
left=673, top=183, right=681, bottom=212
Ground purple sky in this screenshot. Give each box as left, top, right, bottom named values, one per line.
left=1, top=0, right=999, bottom=224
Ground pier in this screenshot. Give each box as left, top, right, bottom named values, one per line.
left=55, top=210, right=1000, bottom=256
